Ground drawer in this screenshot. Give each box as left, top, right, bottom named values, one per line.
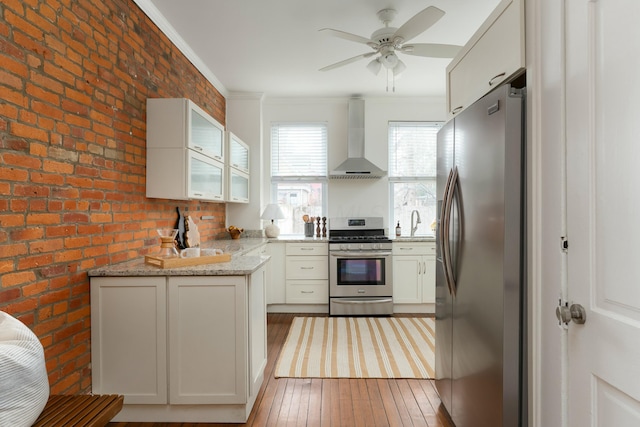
left=286, top=243, right=328, bottom=256
left=286, top=257, right=328, bottom=280
left=285, top=280, right=328, bottom=304
left=392, top=242, right=436, bottom=256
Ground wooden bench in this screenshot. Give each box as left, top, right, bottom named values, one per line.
left=32, top=394, right=124, bottom=427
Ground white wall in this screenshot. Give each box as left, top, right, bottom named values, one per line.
left=226, top=93, right=264, bottom=229
left=261, top=96, right=447, bottom=233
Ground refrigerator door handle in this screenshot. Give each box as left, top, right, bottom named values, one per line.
left=442, top=166, right=459, bottom=296
left=439, top=167, right=455, bottom=296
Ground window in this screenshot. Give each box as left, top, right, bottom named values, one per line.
left=271, top=123, right=327, bottom=235
left=388, top=121, right=442, bottom=236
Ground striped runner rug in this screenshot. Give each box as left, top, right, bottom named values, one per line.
left=274, top=316, right=435, bottom=379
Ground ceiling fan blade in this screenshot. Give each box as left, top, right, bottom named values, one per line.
left=394, top=6, right=445, bottom=43
left=319, top=28, right=373, bottom=46
left=319, top=52, right=376, bottom=72
left=401, top=43, right=462, bottom=58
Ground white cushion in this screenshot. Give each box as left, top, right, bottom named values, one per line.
left=0, top=311, right=50, bottom=427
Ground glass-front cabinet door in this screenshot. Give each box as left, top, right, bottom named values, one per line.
left=146, top=98, right=227, bottom=202
left=188, top=101, right=224, bottom=163
left=188, top=151, right=224, bottom=201
left=228, top=168, right=249, bottom=203
left=227, top=132, right=249, bottom=174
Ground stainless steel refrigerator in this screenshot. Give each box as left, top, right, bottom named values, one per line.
left=435, top=84, right=527, bottom=427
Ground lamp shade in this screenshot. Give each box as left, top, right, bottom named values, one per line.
left=261, top=204, right=285, bottom=221
left=261, top=204, right=285, bottom=238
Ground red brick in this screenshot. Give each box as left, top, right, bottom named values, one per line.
left=53, top=249, right=82, bottom=263
left=25, top=82, right=60, bottom=106
left=29, top=237, right=63, bottom=253
left=0, top=68, right=23, bottom=89
left=2, top=87, right=28, bottom=108
left=22, top=279, right=50, bottom=296
left=26, top=212, right=60, bottom=226
left=5, top=10, right=43, bottom=39
left=31, top=100, right=64, bottom=120
left=3, top=152, right=42, bottom=169
left=2, top=270, right=36, bottom=288
left=0, top=288, right=22, bottom=303
left=10, top=227, right=44, bottom=241
left=0, top=0, right=228, bottom=396
left=0, top=242, right=28, bottom=258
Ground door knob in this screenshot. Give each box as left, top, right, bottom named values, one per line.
left=556, top=303, right=587, bottom=325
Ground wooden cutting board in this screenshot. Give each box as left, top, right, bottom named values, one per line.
left=185, top=215, right=200, bottom=248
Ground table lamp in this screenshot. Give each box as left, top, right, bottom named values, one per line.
left=261, top=204, right=285, bottom=238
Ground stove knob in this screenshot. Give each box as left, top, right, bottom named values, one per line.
left=359, top=244, right=365, bottom=250
left=373, top=243, right=380, bottom=250
left=341, top=244, right=348, bottom=250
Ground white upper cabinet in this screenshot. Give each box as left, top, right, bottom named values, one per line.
left=227, top=131, right=249, bottom=174
left=146, top=98, right=225, bottom=202
left=189, top=106, right=224, bottom=162
left=225, top=131, right=250, bottom=203
left=446, top=0, right=525, bottom=117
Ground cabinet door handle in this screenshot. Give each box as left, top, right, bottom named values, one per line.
left=193, top=145, right=204, bottom=151
left=399, top=247, right=414, bottom=251
left=452, top=106, right=463, bottom=115
left=489, top=72, right=506, bottom=86
left=301, top=290, right=315, bottom=294
left=301, top=266, right=314, bottom=270
left=300, top=247, right=315, bottom=251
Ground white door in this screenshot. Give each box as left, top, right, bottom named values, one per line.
left=565, top=0, right=640, bottom=425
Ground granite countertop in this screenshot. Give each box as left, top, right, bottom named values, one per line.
left=266, top=235, right=436, bottom=242
left=89, top=234, right=436, bottom=278
left=89, top=238, right=271, bottom=277
left=266, top=235, right=329, bottom=243
left=392, top=235, right=436, bottom=242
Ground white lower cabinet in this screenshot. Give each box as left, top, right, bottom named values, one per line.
left=168, top=276, right=248, bottom=404
left=90, top=267, right=267, bottom=422
left=285, top=243, right=328, bottom=304
left=393, top=242, right=436, bottom=304
left=90, top=277, right=167, bottom=404
left=266, top=243, right=286, bottom=305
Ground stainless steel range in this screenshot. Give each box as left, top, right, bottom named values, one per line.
left=328, top=217, right=393, bottom=316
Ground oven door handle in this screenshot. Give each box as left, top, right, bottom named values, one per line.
left=330, top=251, right=392, bottom=258
left=332, top=298, right=393, bottom=304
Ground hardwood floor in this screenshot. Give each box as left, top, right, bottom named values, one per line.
left=108, top=313, right=454, bottom=427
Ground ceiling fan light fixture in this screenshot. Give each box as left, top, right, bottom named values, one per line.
left=393, top=59, right=407, bottom=77
left=366, top=58, right=382, bottom=75
left=380, top=52, right=398, bottom=69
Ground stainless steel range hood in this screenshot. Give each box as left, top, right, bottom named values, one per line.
left=330, top=98, right=387, bottom=179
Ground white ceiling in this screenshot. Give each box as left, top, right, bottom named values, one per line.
left=140, top=0, right=500, bottom=99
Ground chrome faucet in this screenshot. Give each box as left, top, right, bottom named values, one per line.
left=410, top=210, right=421, bottom=237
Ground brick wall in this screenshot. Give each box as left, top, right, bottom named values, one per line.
left=0, top=0, right=228, bottom=394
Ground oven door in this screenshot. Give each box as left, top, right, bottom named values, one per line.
left=329, top=250, right=393, bottom=298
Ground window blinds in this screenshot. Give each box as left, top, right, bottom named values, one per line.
left=388, top=122, right=441, bottom=178
left=271, top=123, right=328, bottom=178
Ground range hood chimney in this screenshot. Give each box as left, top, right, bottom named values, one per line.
left=330, top=98, right=387, bottom=179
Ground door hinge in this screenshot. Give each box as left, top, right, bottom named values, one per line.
left=561, top=236, right=569, bottom=252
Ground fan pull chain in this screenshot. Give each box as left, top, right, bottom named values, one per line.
left=386, top=68, right=389, bottom=92
left=385, top=68, right=397, bottom=93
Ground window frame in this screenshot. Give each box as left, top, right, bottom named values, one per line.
left=388, top=121, right=442, bottom=236
left=270, top=122, right=328, bottom=235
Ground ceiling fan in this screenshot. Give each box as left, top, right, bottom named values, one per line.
left=319, top=6, right=461, bottom=87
